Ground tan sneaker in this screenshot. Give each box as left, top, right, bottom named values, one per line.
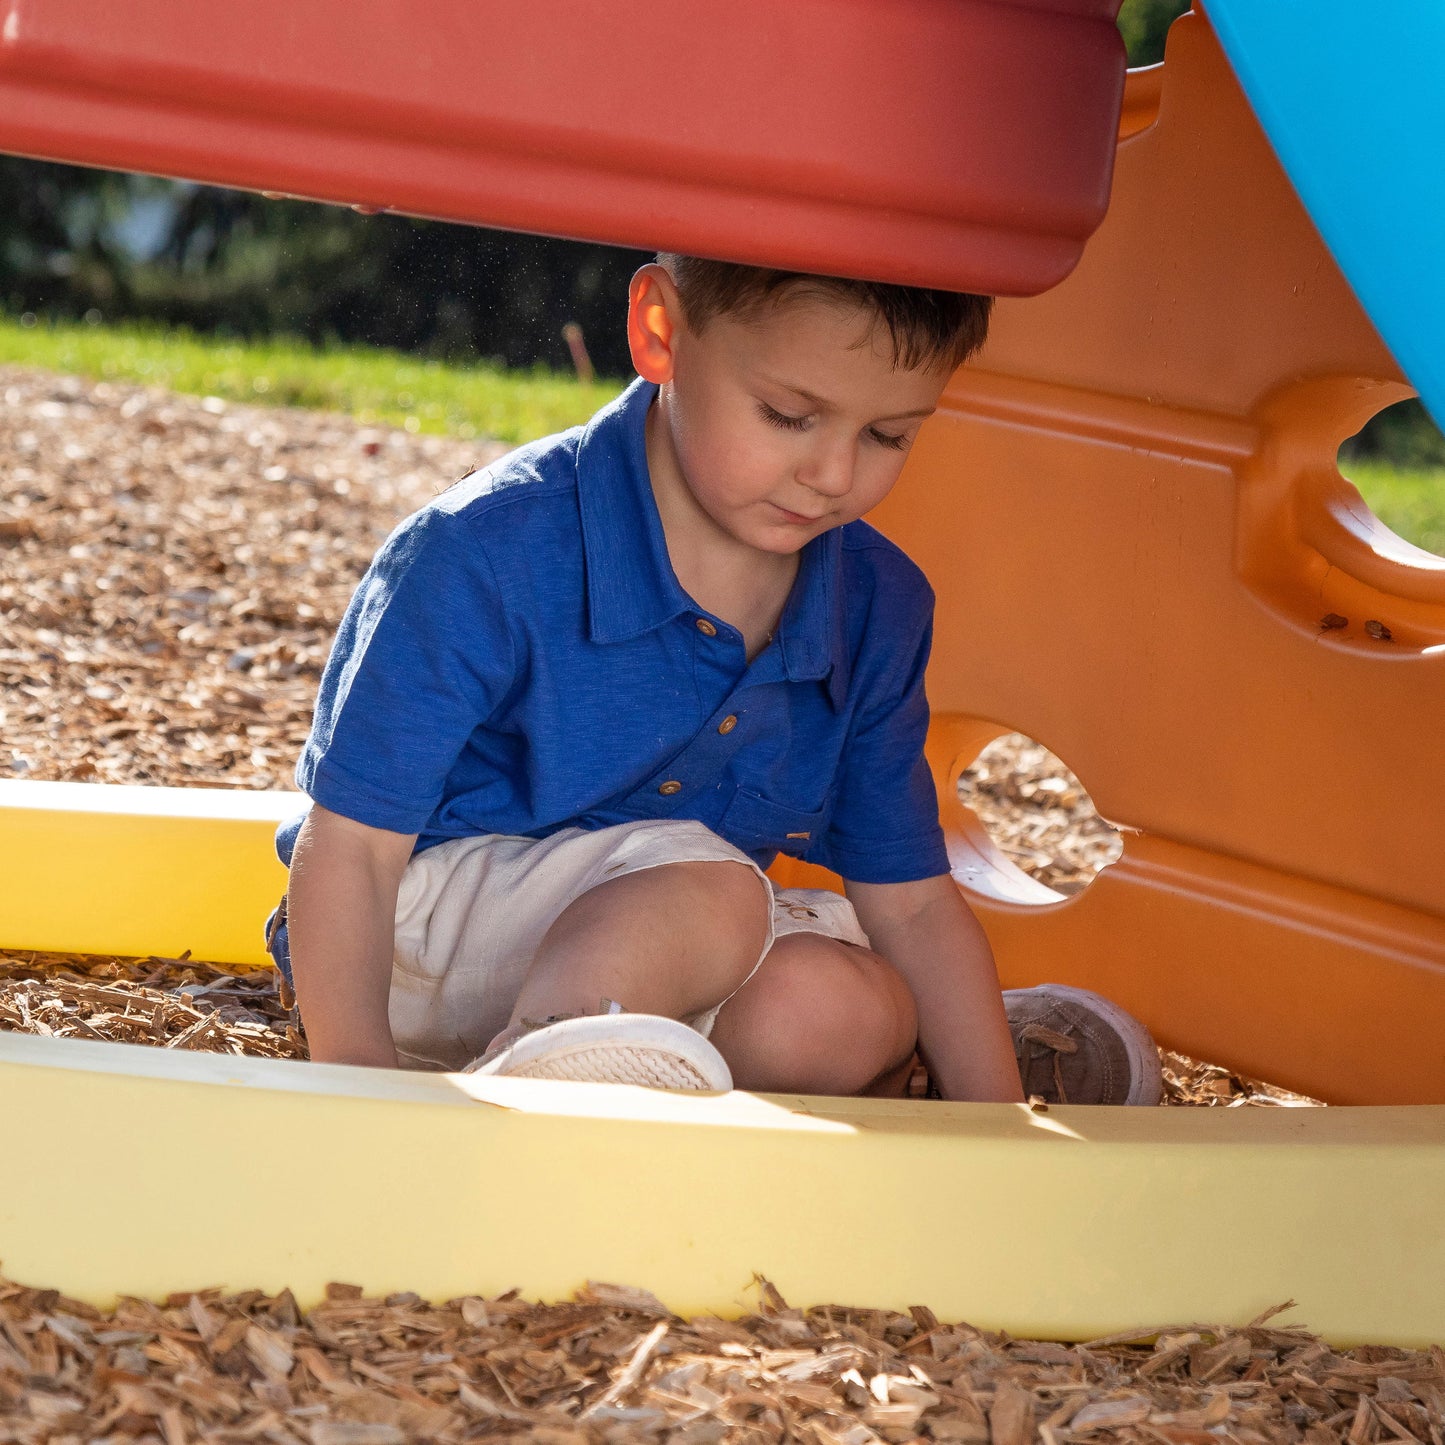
left=1005, top=984, right=1163, bottom=1105
left=462, top=1011, right=733, bottom=1091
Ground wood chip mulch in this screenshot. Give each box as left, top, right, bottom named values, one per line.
left=0, top=949, right=303, bottom=1060
left=957, top=739, right=1122, bottom=901
left=0, top=364, right=492, bottom=790
left=3, top=1274, right=1443, bottom=1445
left=4, top=364, right=1385, bottom=1437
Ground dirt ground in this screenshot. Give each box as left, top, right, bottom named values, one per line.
left=5, top=366, right=1414, bottom=1445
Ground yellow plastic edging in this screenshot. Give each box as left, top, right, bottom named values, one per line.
left=0, top=780, right=299, bottom=966
left=2, top=1033, right=1443, bottom=1347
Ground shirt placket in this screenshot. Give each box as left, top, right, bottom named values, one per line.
left=628, top=612, right=786, bottom=816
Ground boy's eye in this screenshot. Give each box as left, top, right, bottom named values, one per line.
left=758, top=401, right=810, bottom=432
left=867, top=427, right=909, bottom=451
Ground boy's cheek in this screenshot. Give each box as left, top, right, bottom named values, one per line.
left=855, top=473, right=906, bottom=517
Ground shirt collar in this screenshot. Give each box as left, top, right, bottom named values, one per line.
left=577, top=375, right=851, bottom=709
left=775, top=524, right=851, bottom=710
left=577, top=378, right=692, bottom=644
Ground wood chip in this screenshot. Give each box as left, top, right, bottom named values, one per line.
left=0, top=1271, right=1436, bottom=1444
left=1071, top=1393, right=1153, bottom=1430
left=310, top=1425, right=406, bottom=1445
left=582, top=1320, right=669, bottom=1417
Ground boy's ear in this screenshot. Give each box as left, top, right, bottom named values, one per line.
left=627, top=264, right=684, bottom=384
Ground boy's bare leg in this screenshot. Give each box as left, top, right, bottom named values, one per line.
left=707, top=935, right=918, bottom=1097
left=494, top=861, right=770, bottom=1048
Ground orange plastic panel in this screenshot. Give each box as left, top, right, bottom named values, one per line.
left=0, top=0, right=1124, bottom=295
left=777, top=9, right=1445, bottom=1106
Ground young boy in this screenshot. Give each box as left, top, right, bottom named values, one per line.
left=265, top=255, right=1162, bottom=1105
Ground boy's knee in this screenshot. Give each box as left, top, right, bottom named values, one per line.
left=648, top=859, right=771, bottom=955
left=520, top=857, right=770, bottom=1025
left=716, top=935, right=917, bottom=1093
left=561, top=857, right=770, bottom=973
left=820, top=942, right=917, bottom=1064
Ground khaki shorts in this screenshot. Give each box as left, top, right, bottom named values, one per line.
left=388, top=818, right=869, bottom=1070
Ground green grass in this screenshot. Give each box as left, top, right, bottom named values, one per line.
left=0, top=313, right=622, bottom=446
left=1338, top=458, right=1445, bottom=558
left=4, top=312, right=1443, bottom=555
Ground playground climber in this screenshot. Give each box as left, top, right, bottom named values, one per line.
left=264, top=255, right=1163, bottom=1105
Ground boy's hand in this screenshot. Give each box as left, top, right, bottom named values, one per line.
left=286, top=805, right=418, bottom=1068
left=846, top=874, right=1024, bottom=1103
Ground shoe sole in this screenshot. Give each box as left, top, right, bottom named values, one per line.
left=464, top=1013, right=733, bottom=1092
left=1006, top=983, right=1164, bottom=1106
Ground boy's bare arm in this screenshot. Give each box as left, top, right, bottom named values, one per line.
left=846, top=875, right=1024, bottom=1103
left=286, top=805, right=418, bottom=1068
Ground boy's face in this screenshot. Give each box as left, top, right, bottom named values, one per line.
left=635, top=272, right=953, bottom=559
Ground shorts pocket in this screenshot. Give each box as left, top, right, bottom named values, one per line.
left=719, top=788, right=832, bottom=859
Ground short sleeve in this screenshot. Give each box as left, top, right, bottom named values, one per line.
left=811, top=574, right=949, bottom=885
left=297, top=507, right=515, bottom=834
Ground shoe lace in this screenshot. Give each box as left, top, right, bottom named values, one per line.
left=1016, top=1022, right=1079, bottom=1103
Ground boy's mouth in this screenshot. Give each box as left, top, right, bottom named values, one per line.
left=770, top=502, right=826, bottom=525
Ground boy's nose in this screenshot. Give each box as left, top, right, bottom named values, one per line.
left=801, top=441, right=856, bottom=498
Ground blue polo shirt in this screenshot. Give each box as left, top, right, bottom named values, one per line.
left=294, top=377, right=948, bottom=884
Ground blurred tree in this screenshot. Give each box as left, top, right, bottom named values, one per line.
left=125, top=184, right=649, bottom=374
left=0, top=156, right=137, bottom=318
left=1344, top=400, right=1445, bottom=468
left=0, top=156, right=649, bottom=375
left=1117, top=0, right=1190, bottom=66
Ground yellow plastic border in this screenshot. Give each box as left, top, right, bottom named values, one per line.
left=3, top=781, right=1445, bottom=1345
left=2, top=1033, right=1444, bottom=1344
left=0, top=779, right=297, bottom=965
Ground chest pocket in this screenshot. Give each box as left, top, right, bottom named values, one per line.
left=719, top=787, right=833, bottom=859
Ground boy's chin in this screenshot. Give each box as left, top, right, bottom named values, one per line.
left=712, top=507, right=832, bottom=557
left=744, top=513, right=835, bottom=555
left=743, top=528, right=818, bottom=557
